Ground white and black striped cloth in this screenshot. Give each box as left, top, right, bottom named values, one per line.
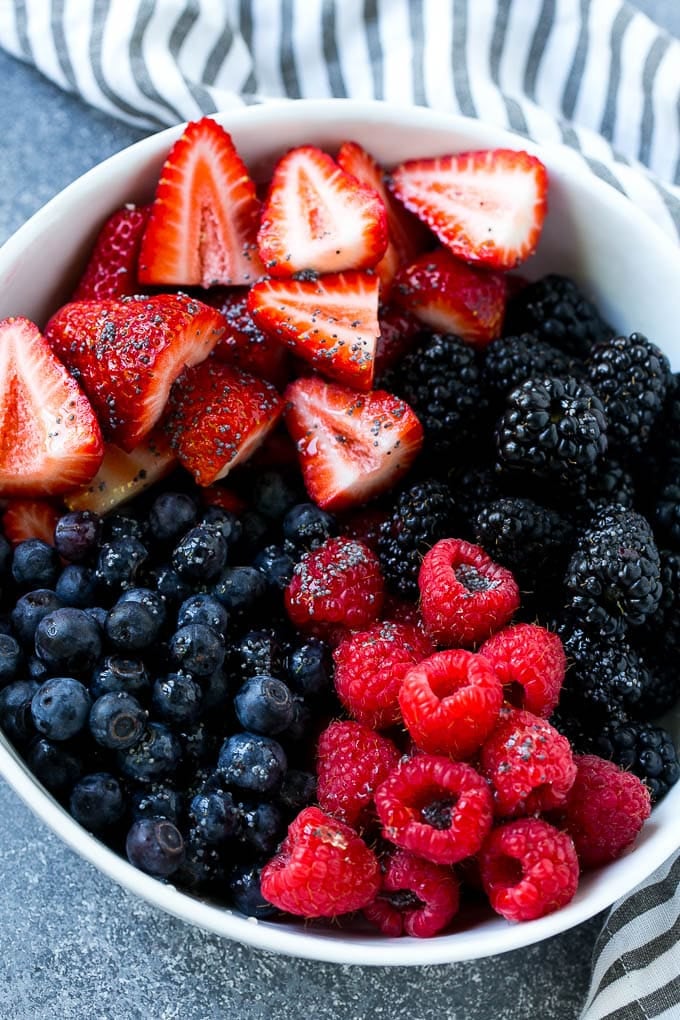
left=1, top=2, right=680, bottom=1017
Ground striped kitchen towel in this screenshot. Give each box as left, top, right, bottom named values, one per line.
left=1, top=3, right=680, bottom=1019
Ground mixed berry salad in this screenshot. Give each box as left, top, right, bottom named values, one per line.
left=0, top=116, right=678, bottom=937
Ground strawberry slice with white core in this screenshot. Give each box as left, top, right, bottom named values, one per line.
left=2, top=500, right=60, bottom=546
left=138, top=117, right=264, bottom=287
left=0, top=317, right=104, bottom=496
left=390, top=148, right=548, bottom=270
left=284, top=376, right=424, bottom=512
left=248, top=271, right=380, bottom=391
left=73, top=204, right=149, bottom=301
left=393, top=249, right=506, bottom=348
left=64, top=431, right=177, bottom=515
left=257, top=146, right=388, bottom=277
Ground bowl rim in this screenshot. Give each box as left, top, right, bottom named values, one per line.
left=1, top=97, right=679, bottom=966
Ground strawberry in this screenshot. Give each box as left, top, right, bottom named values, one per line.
left=283, top=376, right=423, bottom=512
left=204, top=288, right=289, bottom=387
left=137, top=117, right=264, bottom=288
left=199, top=485, right=248, bottom=515
left=393, top=249, right=506, bottom=348
left=374, top=303, right=422, bottom=375
left=389, top=148, right=548, bottom=270
left=2, top=500, right=60, bottom=546
left=247, top=271, right=380, bottom=390
left=44, top=293, right=225, bottom=452
left=163, top=360, right=284, bottom=486
left=64, top=431, right=176, bottom=515
left=73, top=205, right=149, bottom=301
left=257, top=145, right=387, bottom=277
left=0, top=317, right=104, bottom=496
left=337, top=141, right=428, bottom=293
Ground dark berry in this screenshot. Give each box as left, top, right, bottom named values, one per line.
left=178, top=722, right=217, bottom=770
left=84, top=605, right=108, bottom=630
left=150, top=565, right=193, bottom=604
left=70, top=772, right=126, bottom=831
left=31, top=676, right=91, bottom=741
left=27, top=655, right=49, bottom=684
left=378, top=478, right=455, bottom=598
left=54, top=510, right=103, bottom=563
left=168, top=624, right=225, bottom=679
left=177, top=594, right=229, bottom=637
left=89, top=691, right=147, bottom=750
left=251, top=469, right=304, bottom=521
left=234, top=630, right=284, bottom=681
left=105, top=601, right=160, bottom=651
left=239, top=800, right=284, bottom=855
left=286, top=639, right=331, bottom=698
left=282, top=502, right=337, bottom=555
left=151, top=673, right=203, bottom=726
left=201, top=667, right=231, bottom=714
left=505, top=273, right=612, bottom=359
left=190, top=789, right=240, bottom=844
left=0, top=634, right=22, bottom=687
left=103, top=513, right=147, bottom=542
left=228, top=863, right=277, bottom=919
left=117, top=722, right=182, bottom=783
left=125, top=817, right=185, bottom=877
left=212, top=566, right=266, bottom=616
left=117, top=588, right=168, bottom=630
left=279, top=769, right=317, bottom=814
left=90, top=656, right=150, bottom=699
left=174, top=828, right=224, bottom=891
left=252, top=545, right=294, bottom=591
left=55, top=564, right=99, bottom=608
left=278, top=694, right=311, bottom=744
left=474, top=496, right=574, bottom=590
left=234, top=675, right=295, bottom=735
left=232, top=510, right=270, bottom=561
left=483, top=333, right=575, bottom=400
left=96, top=537, right=148, bottom=589
left=34, top=608, right=102, bottom=675
left=596, top=721, right=680, bottom=803
left=172, top=525, right=228, bottom=583
left=217, top=732, right=287, bottom=794
left=0, top=534, right=11, bottom=577
left=655, top=461, right=680, bottom=548
left=10, top=589, right=62, bottom=645
left=25, top=737, right=83, bottom=796
left=148, top=491, right=198, bottom=543
left=12, top=540, right=60, bottom=590
left=130, top=783, right=183, bottom=825
left=200, top=506, right=242, bottom=546
left=0, top=680, right=38, bottom=744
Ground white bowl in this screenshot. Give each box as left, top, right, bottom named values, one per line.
left=0, top=99, right=678, bottom=966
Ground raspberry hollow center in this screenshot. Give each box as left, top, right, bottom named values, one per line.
left=420, top=797, right=456, bottom=830
left=454, top=564, right=499, bottom=593
left=381, top=888, right=426, bottom=912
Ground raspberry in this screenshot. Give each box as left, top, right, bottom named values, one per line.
left=377, top=478, right=456, bottom=599
left=284, top=537, right=384, bottom=643
left=418, top=538, right=520, bottom=647
left=374, top=755, right=493, bottom=865
left=260, top=806, right=381, bottom=918
left=480, top=708, right=577, bottom=817
left=316, top=720, right=401, bottom=828
left=479, top=818, right=579, bottom=922
left=478, top=623, right=566, bottom=718
left=333, top=620, right=434, bottom=729
left=364, top=849, right=460, bottom=938
left=398, top=649, right=503, bottom=758
left=560, top=755, right=651, bottom=868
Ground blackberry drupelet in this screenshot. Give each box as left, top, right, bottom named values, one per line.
left=482, top=332, right=575, bottom=402
left=587, top=332, right=671, bottom=457
left=495, top=375, right=608, bottom=484
left=565, top=504, right=662, bottom=635
left=655, top=460, right=680, bottom=548
left=504, top=273, right=613, bottom=359
left=474, top=496, right=574, bottom=588
left=377, top=478, right=456, bottom=598
left=596, top=720, right=680, bottom=803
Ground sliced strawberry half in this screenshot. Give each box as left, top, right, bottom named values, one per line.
left=64, top=430, right=177, bottom=515
left=138, top=117, right=264, bottom=288
left=164, top=360, right=285, bottom=486
left=0, top=317, right=104, bottom=496
left=247, top=271, right=380, bottom=391
left=73, top=204, right=149, bottom=301
left=257, top=145, right=387, bottom=277
left=389, top=148, right=548, bottom=270
left=283, top=376, right=423, bottom=512
left=204, top=287, right=289, bottom=388
left=2, top=500, right=60, bottom=546
left=337, top=141, right=429, bottom=293
left=45, top=293, right=225, bottom=452
left=393, top=249, right=506, bottom=348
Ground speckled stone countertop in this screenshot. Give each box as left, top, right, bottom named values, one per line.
left=0, top=4, right=676, bottom=1015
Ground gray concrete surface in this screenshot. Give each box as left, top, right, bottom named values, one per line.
left=0, top=3, right=676, bottom=1018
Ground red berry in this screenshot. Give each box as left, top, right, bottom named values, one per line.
left=479, top=818, right=579, bottom=922
left=560, top=754, right=651, bottom=869
left=333, top=620, right=433, bottom=729
left=480, top=707, right=577, bottom=818
left=398, top=649, right=503, bottom=758
left=316, top=720, right=402, bottom=828
left=260, top=806, right=381, bottom=918
left=284, top=537, right=384, bottom=643
left=364, top=849, right=460, bottom=937
left=478, top=623, right=566, bottom=717
left=418, top=538, right=520, bottom=647
left=375, top=754, right=493, bottom=865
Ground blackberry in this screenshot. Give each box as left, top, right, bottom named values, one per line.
left=377, top=479, right=456, bottom=598
left=474, top=497, right=574, bottom=589
left=565, top=505, right=662, bottom=634
left=596, top=720, right=680, bottom=803
left=664, top=373, right=680, bottom=462
left=568, top=460, right=636, bottom=524
left=482, top=332, right=575, bottom=401
left=632, top=549, right=680, bottom=718
left=587, top=332, right=671, bottom=457
left=504, top=273, right=612, bottom=359
left=495, top=375, right=608, bottom=485
left=655, top=459, right=680, bottom=548
left=446, top=465, right=502, bottom=537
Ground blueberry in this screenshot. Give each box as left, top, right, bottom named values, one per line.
left=279, top=769, right=317, bottom=815
left=149, top=491, right=198, bottom=543
left=12, top=540, right=60, bottom=589
left=190, top=790, right=240, bottom=844
left=251, top=470, right=304, bottom=521
left=240, top=800, right=284, bottom=855
left=126, top=817, right=185, bottom=877
left=89, top=691, right=147, bottom=750
left=174, top=827, right=224, bottom=891
left=96, top=537, right=148, bottom=589
left=282, top=502, right=337, bottom=553
left=70, top=772, right=126, bottom=831
left=26, top=737, right=83, bottom=796
left=105, top=601, right=160, bottom=651
left=0, top=634, right=22, bottom=687
left=0, top=533, right=11, bottom=577
left=0, top=615, right=12, bottom=636
left=117, top=722, right=182, bottom=783
left=130, top=783, right=183, bottom=825
left=90, top=655, right=150, bottom=699
left=279, top=695, right=312, bottom=744
left=286, top=638, right=332, bottom=698
left=212, top=566, right=266, bottom=616
left=168, top=623, right=225, bottom=678
left=0, top=680, right=39, bottom=744
left=55, top=564, right=99, bottom=608
left=177, top=594, right=229, bottom=637
left=173, top=525, right=228, bottom=583
left=31, top=676, right=91, bottom=741
left=104, top=513, right=147, bottom=543
left=234, top=630, right=285, bottom=680
left=27, top=654, right=49, bottom=684
left=10, top=589, right=62, bottom=645
left=217, top=732, right=287, bottom=793
left=201, top=507, right=242, bottom=546
left=201, top=666, right=231, bottom=714
left=84, top=605, right=108, bottom=630
left=117, top=588, right=167, bottom=630
left=54, top=510, right=103, bottom=563
left=232, top=510, right=270, bottom=559
left=150, top=565, right=193, bottom=604
left=228, top=863, right=277, bottom=919
left=234, top=675, right=294, bottom=735
left=151, top=673, right=202, bottom=726
left=35, top=608, right=102, bottom=675
left=252, top=545, right=294, bottom=592
left=179, top=723, right=217, bottom=769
